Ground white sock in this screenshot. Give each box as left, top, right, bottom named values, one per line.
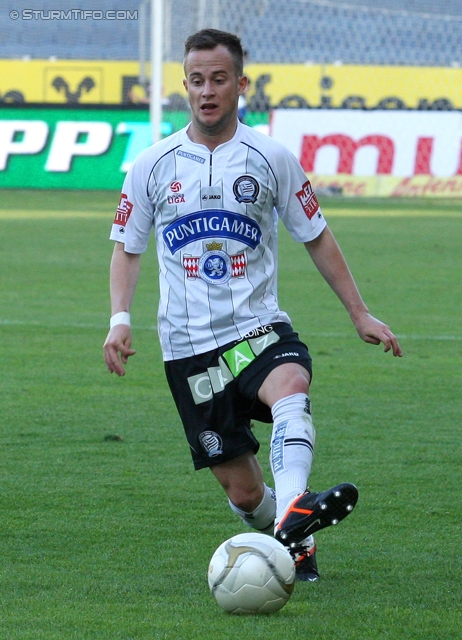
left=228, top=484, right=276, bottom=535
left=270, top=393, right=315, bottom=523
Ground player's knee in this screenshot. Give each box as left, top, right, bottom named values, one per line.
left=259, top=364, right=310, bottom=406
left=228, top=485, right=264, bottom=514
left=290, top=371, right=310, bottom=395
left=276, top=370, right=310, bottom=399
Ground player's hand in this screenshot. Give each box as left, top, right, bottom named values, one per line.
left=353, top=312, right=403, bottom=357
left=103, top=324, right=137, bottom=376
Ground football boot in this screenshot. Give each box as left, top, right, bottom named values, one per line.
left=275, top=482, right=359, bottom=547
left=290, top=536, right=320, bottom=582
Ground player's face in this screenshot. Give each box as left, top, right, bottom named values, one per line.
left=183, top=45, right=247, bottom=145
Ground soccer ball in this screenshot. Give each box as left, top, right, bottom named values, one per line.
left=208, top=532, right=295, bottom=614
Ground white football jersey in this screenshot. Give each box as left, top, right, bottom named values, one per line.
left=110, top=121, right=326, bottom=360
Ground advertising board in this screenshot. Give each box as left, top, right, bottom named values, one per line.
left=271, top=110, right=462, bottom=197
left=1, top=106, right=461, bottom=196
left=0, top=107, right=189, bottom=190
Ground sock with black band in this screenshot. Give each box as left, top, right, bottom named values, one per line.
left=270, top=393, right=315, bottom=524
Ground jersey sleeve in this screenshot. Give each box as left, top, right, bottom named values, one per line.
left=272, top=143, right=327, bottom=243
left=109, top=149, right=156, bottom=254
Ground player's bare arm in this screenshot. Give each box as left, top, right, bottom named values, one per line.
left=103, top=242, right=141, bottom=376
left=305, top=227, right=403, bottom=357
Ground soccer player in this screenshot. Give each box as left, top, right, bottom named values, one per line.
left=103, top=29, right=402, bottom=581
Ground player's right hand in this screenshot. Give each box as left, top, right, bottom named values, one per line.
left=103, top=325, right=136, bottom=376
left=353, top=312, right=403, bottom=357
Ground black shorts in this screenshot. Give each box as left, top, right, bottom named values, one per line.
left=164, top=322, right=312, bottom=470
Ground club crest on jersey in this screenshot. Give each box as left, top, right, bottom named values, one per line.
left=233, top=175, right=260, bottom=203
left=183, top=241, right=247, bottom=285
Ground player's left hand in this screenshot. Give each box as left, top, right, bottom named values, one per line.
left=353, top=312, right=403, bottom=357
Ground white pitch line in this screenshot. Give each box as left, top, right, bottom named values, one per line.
left=311, top=331, right=462, bottom=341
left=0, top=318, right=157, bottom=330
left=1, top=319, right=460, bottom=341
left=0, top=210, right=113, bottom=220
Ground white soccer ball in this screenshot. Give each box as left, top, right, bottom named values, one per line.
left=208, top=532, right=295, bottom=614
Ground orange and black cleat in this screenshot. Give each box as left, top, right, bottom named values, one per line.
left=275, top=483, right=359, bottom=548
left=291, top=537, right=320, bottom=582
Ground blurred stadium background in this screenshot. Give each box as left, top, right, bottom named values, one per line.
left=1, top=0, right=462, bottom=196
left=2, top=0, right=462, bottom=65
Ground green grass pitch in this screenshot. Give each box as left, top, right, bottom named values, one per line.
left=0, top=190, right=460, bottom=639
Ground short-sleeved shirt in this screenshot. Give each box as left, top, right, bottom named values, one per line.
left=110, top=121, right=326, bottom=360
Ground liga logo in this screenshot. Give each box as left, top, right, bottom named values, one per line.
left=168, top=180, right=186, bottom=204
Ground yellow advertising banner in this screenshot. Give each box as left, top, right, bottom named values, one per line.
left=311, top=175, right=462, bottom=198
left=0, top=59, right=461, bottom=110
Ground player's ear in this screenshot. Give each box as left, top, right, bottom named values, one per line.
left=238, top=75, right=248, bottom=96
left=183, top=78, right=188, bottom=92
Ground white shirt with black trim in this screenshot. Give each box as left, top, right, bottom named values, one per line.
left=110, top=121, right=327, bottom=361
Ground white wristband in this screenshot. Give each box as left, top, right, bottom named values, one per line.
left=110, top=311, right=131, bottom=329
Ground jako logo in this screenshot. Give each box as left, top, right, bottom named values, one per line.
left=170, top=181, right=182, bottom=192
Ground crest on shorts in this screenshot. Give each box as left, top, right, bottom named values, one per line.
left=199, top=431, right=223, bottom=457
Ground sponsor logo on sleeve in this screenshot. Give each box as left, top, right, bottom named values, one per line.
left=296, top=180, right=320, bottom=220
left=114, top=193, right=133, bottom=228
